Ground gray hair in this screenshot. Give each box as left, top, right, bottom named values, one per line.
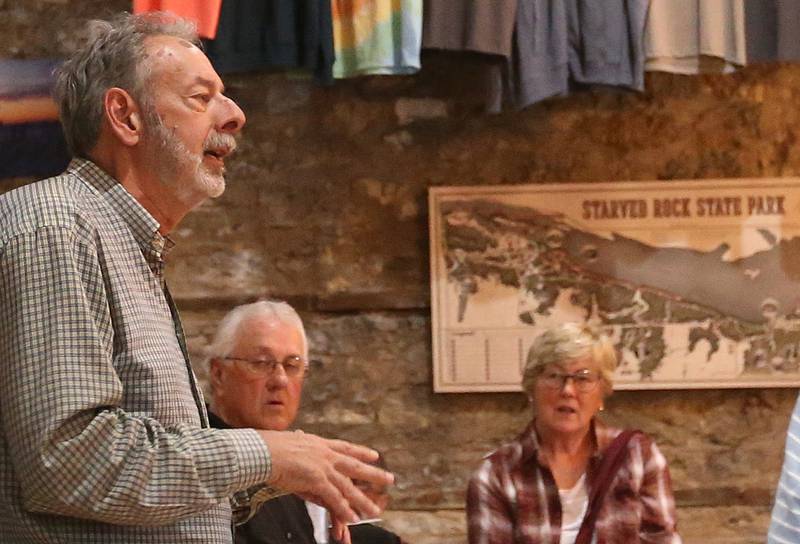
left=199, top=300, right=308, bottom=393
left=521, top=322, right=617, bottom=397
left=53, top=12, right=199, bottom=157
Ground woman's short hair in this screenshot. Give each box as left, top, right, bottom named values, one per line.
left=54, top=12, right=198, bottom=158
left=521, top=322, right=617, bottom=396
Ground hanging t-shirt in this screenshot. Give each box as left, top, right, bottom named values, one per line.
left=133, top=0, right=223, bottom=39
left=203, top=0, right=335, bottom=84
left=644, top=0, right=746, bottom=74
left=331, top=0, right=422, bottom=78
left=422, top=0, right=518, bottom=113
left=567, top=0, right=650, bottom=90
left=513, top=0, right=569, bottom=107
left=513, top=0, right=649, bottom=110
left=422, top=0, right=518, bottom=57
left=745, top=0, right=800, bottom=63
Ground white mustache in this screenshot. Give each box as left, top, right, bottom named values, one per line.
left=204, top=131, right=237, bottom=155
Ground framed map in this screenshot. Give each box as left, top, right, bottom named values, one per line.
left=429, top=179, right=800, bottom=392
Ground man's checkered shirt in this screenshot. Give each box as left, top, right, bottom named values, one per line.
left=0, top=159, right=273, bottom=542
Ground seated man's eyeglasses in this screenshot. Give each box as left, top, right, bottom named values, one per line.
left=223, top=355, right=308, bottom=378
left=539, top=369, right=600, bottom=392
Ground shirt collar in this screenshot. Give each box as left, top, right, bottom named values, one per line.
left=68, top=157, right=174, bottom=260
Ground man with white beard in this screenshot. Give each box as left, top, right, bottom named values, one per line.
left=0, top=12, right=391, bottom=544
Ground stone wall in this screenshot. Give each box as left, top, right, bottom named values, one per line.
left=3, top=2, right=800, bottom=542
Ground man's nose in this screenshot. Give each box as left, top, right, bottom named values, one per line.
left=218, top=95, right=246, bottom=134
left=265, top=364, right=289, bottom=388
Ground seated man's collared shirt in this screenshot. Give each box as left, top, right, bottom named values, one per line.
left=0, top=159, right=275, bottom=542
left=466, top=419, right=681, bottom=544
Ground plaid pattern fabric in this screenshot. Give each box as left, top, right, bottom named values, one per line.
left=467, top=419, right=681, bottom=544
left=0, top=159, right=275, bottom=542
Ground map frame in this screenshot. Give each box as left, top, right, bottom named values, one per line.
left=429, top=179, right=800, bottom=392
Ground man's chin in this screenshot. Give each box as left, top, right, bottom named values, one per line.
left=197, top=172, right=226, bottom=199
left=207, top=177, right=226, bottom=198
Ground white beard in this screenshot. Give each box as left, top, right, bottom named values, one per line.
left=143, top=114, right=227, bottom=206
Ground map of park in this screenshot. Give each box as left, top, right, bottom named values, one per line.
left=430, top=181, right=800, bottom=391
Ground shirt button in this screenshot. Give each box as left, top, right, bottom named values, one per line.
left=286, top=531, right=293, bottom=540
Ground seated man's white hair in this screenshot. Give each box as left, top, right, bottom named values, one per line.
left=200, top=300, right=307, bottom=394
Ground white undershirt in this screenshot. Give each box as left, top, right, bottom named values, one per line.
left=558, top=473, right=596, bottom=544
left=305, top=501, right=329, bottom=544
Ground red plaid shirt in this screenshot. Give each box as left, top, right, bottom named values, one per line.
left=467, top=419, right=681, bottom=544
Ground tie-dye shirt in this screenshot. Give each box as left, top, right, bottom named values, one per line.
left=331, top=0, right=421, bottom=77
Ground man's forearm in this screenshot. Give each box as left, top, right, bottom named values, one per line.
left=16, top=410, right=271, bottom=525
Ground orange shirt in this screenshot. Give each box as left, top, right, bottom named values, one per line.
left=133, top=0, right=222, bottom=39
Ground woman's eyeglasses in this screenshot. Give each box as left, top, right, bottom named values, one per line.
left=539, top=369, right=600, bottom=392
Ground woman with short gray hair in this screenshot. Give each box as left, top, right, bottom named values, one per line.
left=468, top=322, right=681, bottom=543
left=521, top=322, right=617, bottom=399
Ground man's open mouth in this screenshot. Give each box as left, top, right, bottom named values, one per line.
left=204, top=149, right=226, bottom=159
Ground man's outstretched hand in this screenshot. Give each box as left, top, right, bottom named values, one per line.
left=259, top=430, right=394, bottom=526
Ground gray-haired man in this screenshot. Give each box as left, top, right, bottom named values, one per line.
left=203, top=301, right=402, bottom=544
left=0, top=12, right=389, bottom=543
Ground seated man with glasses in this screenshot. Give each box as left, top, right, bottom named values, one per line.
left=466, top=322, right=681, bottom=544
left=203, top=300, right=401, bottom=544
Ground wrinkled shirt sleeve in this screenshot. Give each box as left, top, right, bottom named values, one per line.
left=0, top=227, right=272, bottom=525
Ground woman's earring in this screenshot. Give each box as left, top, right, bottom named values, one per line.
left=599, top=405, right=605, bottom=412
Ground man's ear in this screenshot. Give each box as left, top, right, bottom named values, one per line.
left=209, top=358, right=224, bottom=388
left=103, top=87, right=144, bottom=147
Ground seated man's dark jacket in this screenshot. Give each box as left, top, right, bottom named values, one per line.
left=208, top=409, right=402, bottom=544
left=209, top=409, right=316, bottom=544
left=235, top=493, right=317, bottom=544
left=349, top=523, right=402, bottom=544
